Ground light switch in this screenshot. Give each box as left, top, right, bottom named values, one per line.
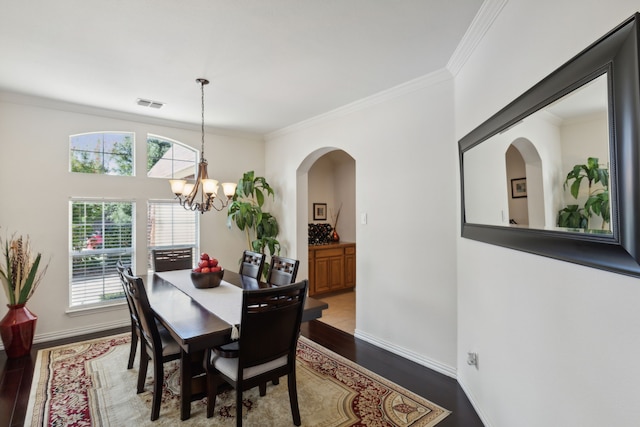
left=361, top=213, right=367, bottom=225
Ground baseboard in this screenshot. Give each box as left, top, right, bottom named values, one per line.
left=458, top=377, right=494, bottom=427
left=354, top=329, right=457, bottom=378
left=0, top=319, right=130, bottom=351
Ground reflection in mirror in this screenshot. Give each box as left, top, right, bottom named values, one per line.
left=463, top=73, right=611, bottom=234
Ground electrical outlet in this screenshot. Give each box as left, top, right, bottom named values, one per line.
left=467, top=352, right=478, bottom=367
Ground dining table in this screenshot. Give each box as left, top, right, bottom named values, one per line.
left=145, top=269, right=328, bottom=420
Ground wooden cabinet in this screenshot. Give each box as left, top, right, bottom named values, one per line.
left=308, top=242, right=355, bottom=296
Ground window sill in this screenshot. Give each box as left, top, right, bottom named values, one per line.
left=66, top=300, right=127, bottom=317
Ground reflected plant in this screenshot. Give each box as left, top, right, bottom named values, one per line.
left=558, top=157, right=610, bottom=230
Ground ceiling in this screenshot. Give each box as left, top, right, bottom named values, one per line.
left=0, top=0, right=484, bottom=136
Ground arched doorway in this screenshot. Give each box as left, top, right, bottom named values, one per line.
left=505, top=138, right=545, bottom=228
left=296, top=148, right=356, bottom=334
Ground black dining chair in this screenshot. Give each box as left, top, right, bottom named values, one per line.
left=266, top=256, right=300, bottom=286
left=152, top=248, right=193, bottom=272
left=205, top=280, right=308, bottom=427
left=116, top=260, right=140, bottom=370
left=238, top=250, right=265, bottom=281
left=122, top=269, right=182, bottom=421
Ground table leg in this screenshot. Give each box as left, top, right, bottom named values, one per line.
left=180, top=349, right=191, bottom=420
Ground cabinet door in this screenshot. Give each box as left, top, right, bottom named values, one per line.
left=345, top=250, right=355, bottom=287
left=314, top=257, right=332, bottom=294
left=328, top=256, right=345, bottom=289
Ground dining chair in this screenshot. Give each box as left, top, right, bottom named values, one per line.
left=152, top=248, right=193, bottom=272
left=205, top=279, right=309, bottom=427
left=121, top=270, right=182, bottom=421
left=116, top=260, right=141, bottom=370
left=238, top=250, right=265, bottom=281
left=266, top=256, right=300, bottom=286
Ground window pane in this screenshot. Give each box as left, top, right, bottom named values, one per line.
left=70, top=132, right=134, bottom=176
left=70, top=200, right=134, bottom=307
left=147, top=200, right=198, bottom=269
left=147, top=135, right=197, bottom=179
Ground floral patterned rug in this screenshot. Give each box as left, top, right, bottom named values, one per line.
left=25, top=334, right=450, bottom=426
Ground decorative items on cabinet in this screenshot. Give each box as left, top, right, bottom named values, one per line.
left=308, top=242, right=355, bottom=296
left=308, top=223, right=332, bottom=245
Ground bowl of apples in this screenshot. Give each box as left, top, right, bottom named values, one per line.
left=191, top=252, right=224, bottom=289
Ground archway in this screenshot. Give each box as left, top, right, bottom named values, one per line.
left=505, top=138, right=545, bottom=228
left=296, top=147, right=356, bottom=334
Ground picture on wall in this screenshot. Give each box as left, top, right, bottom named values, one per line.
left=313, top=203, right=327, bottom=220
left=511, top=177, right=527, bottom=198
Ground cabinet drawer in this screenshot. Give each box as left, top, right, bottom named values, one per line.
left=315, top=247, right=344, bottom=258
left=345, top=246, right=355, bottom=255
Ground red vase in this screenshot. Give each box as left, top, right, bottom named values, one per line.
left=331, top=229, right=340, bottom=242
left=0, top=304, right=38, bottom=358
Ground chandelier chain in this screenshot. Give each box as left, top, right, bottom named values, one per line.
left=200, top=80, right=205, bottom=158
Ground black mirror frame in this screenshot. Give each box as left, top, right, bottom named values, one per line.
left=459, top=14, right=640, bottom=278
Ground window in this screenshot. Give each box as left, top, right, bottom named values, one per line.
left=147, top=200, right=198, bottom=270
left=70, top=132, right=134, bottom=176
left=147, top=135, right=197, bottom=179
left=70, top=200, right=134, bottom=307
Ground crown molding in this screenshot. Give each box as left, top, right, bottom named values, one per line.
left=266, top=68, right=453, bottom=140
left=0, top=90, right=263, bottom=141
left=447, top=0, right=508, bottom=76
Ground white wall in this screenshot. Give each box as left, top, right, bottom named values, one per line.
left=455, top=1, right=640, bottom=426
left=266, top=72, right=459, bottom=375
left=0, top=94, right=263, bottom=343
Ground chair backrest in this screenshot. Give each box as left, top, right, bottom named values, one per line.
left=152, top=248, right=193, bottom=272
left=121, top=270, right=163, bottom=352
left=238, top=280, right=308, bottom=370
left=238, top=250, right=265, bottom=280
left=116, top=260, right=139, bottom=322
left=266, top=256, right=300, bottom=286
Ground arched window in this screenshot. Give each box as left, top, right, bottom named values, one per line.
left=147, top=134, right=197, bottom=179
left=70, top=132, right=134, bottom=176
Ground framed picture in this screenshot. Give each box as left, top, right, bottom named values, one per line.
left=313, top=203, right=327, bottom=220
left=511, top=177, right=527, bottom=198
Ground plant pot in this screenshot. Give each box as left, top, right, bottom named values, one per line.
left=0, top=304, right=38, bottom=358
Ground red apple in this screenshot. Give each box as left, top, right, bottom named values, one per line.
left=198, top=259, right=209, bottom=269
left=210, top=266, right=222, bottom=272
left=209, top=258, right=218, bottom=267
left=201, top=267, right=211, bottom=273
left=200, top=252, right=210, bottom=260
left=193, top=267, right=202, bottom=273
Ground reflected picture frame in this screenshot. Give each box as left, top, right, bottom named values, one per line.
left=313, top=203, right=327, bottom=220
left=511, top=178, right=527, bottom=198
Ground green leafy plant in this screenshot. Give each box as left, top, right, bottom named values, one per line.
left=227, top=171, right=281, bottom=277
left=0, top=233, right=49, bottom=305
left=557, top=157, right=610, bottom=230
left=557, top=204, right=589, bottom=229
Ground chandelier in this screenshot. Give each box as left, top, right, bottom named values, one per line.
left=169, top=78, right=237, bottom=214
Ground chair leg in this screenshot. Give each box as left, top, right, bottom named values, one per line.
left=206, top=374, right=219, bottom=418
left=137, top=347, right=149, bottom=394
left=288, top=372, right=301, bottom=426
left=259, top=382, right=266, bottom=396
left=150, top=360, right=163, bottom=421
left=127, top=325, right=138, bottom=369
left=236, top=388, right=243, bottom=427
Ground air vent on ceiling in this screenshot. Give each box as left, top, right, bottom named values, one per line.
left=136, top=98, right=164, bottom=109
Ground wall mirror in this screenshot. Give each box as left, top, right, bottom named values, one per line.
left=459, top=14, right=640, bottom=277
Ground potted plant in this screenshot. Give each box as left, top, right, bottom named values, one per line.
left=557, top=157, right=610, bottom=230
left=0, top=232, right=49, bottom=358
left=227, top=171, right=281, bottom=279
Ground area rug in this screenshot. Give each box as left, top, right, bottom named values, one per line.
left=25, top=334, right=450, bottom=426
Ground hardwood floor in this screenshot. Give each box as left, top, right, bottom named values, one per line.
left=1, top=321, right=483, bottom=427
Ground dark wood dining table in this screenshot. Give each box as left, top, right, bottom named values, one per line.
left=145, top=269, right=328, bottom=420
